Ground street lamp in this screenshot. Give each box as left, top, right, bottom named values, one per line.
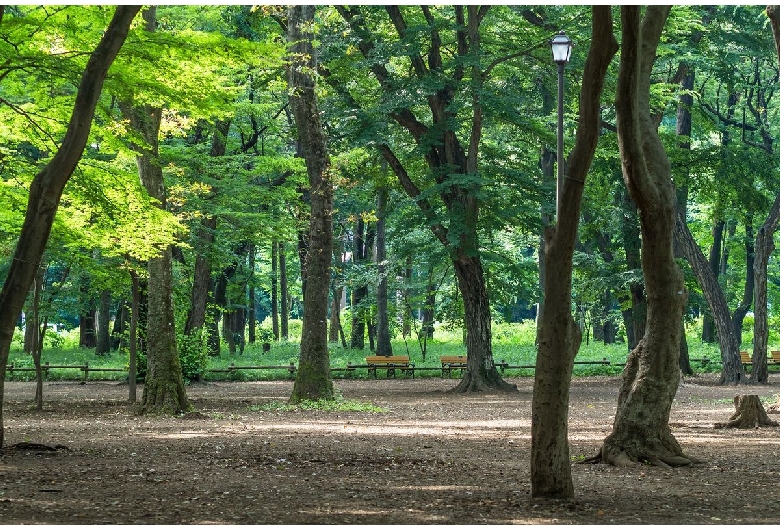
left=551, top=30, right=572, bottom=221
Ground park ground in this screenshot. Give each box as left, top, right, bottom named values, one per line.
left=1, top=373, right=779, bottom=524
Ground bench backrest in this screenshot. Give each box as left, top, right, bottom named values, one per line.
left=440, top=355, right=467, bottom=364
left=365, top=355, right=410, bottom=364
left=740, top=351, right=751, bottom=363
left=772, top=351, right=780, bottom=362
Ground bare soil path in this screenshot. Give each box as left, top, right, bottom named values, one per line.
left=1, top=374, right=779, bottom=524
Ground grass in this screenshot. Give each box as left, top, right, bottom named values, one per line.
left=4, top=319, right=769, bottom=383
left=249, top=398, right=387, bottom=413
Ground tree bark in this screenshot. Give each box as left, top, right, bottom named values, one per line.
left=123, top=7, right=189, bottom=415
left=350, top=217, right=369, bottom=350
left=280, top=242, right=289, bottom=340
left=674, top=214, right=744, bottom=382
left=715, top=395, right=778, bottom=428
left=95, top=289, right=112, bottom=355
left=752, top=5, right=780, bottom=384
left=272, top=240, right=280, bottom=340
left=701, top=219, right=724, bottom=343
left=375, top=186, right=393, bottom=356
left=288, top=4, right=334, bottom=403
left=530, top=6, right=617, bottom=498
left=600, top=6, right=696, bottom=468
left=0, top=5, right=139, bottom=447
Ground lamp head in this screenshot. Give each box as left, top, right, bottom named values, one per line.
left=550, top=30, right=573, bottom=64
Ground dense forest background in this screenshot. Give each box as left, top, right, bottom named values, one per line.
left=0, top=5, right=778, bottom=378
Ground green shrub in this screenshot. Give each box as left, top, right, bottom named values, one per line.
left=178, top=328, right=209, bottom=381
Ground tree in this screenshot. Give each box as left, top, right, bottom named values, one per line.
left=120, top=7, right=189, bottom=415
left=531, top=6, right=617, bottom=498
left=0, top=5, right=140, bottom=447
left=288, top=4, right=335, bottom=403
left=375, top=184, right=393, bottom=356
left=750, top=5, right=780, bottom=384
left=332, top=6, right=517, bottom=392
left=599, top=6, right=697, bottom=467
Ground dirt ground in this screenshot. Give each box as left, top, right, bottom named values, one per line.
left=1, top=373, right=779, bottom=525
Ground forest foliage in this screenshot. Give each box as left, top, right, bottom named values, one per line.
left=0, top=5, right=779, bottom=379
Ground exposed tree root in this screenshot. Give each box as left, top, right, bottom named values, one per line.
left=715, top=395, right=778, bottom=428
left=584, top=432, right=701, bottom=468
left=448, top=369, right=517, bottom=393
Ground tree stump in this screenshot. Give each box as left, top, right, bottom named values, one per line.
left=715, top=395, right=778, bottom=428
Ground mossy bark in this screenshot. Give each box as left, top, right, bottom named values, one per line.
left=287, top=5, right=335, bottom=404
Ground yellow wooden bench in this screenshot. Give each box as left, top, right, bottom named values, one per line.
left=771, top=351, right=780, bottom=364
left=365, top=355, right=414, bottom=378
left=440, top=355, right=467, bottom=378
left=740, top=351, right=752, bottom=370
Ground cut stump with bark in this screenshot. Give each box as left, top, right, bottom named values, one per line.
left=715, top=395, right=778, bottom=428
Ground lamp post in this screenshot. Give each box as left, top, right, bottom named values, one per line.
left=551, top=30, right=572, bottom=221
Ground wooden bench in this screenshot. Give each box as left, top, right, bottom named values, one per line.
left=440, top=355, right=467, bottom=378
left=771, top=351, right=780, bottom=364
left=365, top=356, right=414, bottom=379
left=740, top=351, right=752, bottom=370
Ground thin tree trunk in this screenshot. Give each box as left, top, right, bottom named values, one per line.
left=288, top=4, right=334, bottom=403
left=731, top=220, right=755, bottom=346
left=280, top=242, right=289, bottom=340
left=675, top=215, right=744, bottom=383
left=530, top=6, right=617, bottom=498
left=751, top=195, right=780, bottom=383
left=375, top=186, right=393, bottom=356
left=96, top=289, right=111, bottom=355
left=128, top=268, right=139, bottom=404
left=701, top=219, right=725, bottom=343
left=0, top=5, right=139, bottom=447
left=272, top=241, right=280, bottom=340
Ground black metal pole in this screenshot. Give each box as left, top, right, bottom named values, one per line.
left=556, top=60, right=565, bottom=221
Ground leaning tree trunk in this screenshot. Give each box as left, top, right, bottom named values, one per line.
left=530, top=6, right=617, bottom=498
left=0, top=6, right=139, bottom=448
left=288, top=4, right=334, bottom=404
left=600, top=6, right=696, bottom=468
left=674, top=213, right=744, bottom=383
left=123, top=7, right=189, bottom=415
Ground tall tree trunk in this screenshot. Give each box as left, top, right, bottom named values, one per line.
left=32, top=267, right=46, bottom=410
left=280, top=242, right=289, bottom=340
left=185, top=120, right=227, bottom=344
left=248, top=243, right=256, bottom=344
left=675, top=216, right=744, bottom=382
left=0, top=5, right=139, bottom=447
left=329, top=231, right=345, bottom=344
left=185, top=216, right=216, bottom=336
left=530, top=6, right=617, bottom=498
left=350, top=217, right=368, bottom=349
left=674, top=68, right=694, bottom=374
left=751, top=195, right=780, bottom=383
left=96, top=289, right=112, bottom=355
left=123, top=7, right=189, bottom=415
left=600, top=6, right=695, bottom=467
left=731, top=220, right=755, bottom=345
left=272, top=241, right=280, bottom=340
left=375, top=186, right=393, bottom=356
left=701, top=219, right=724, bottom=342
left=288, top=4, right=334, bottom=403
